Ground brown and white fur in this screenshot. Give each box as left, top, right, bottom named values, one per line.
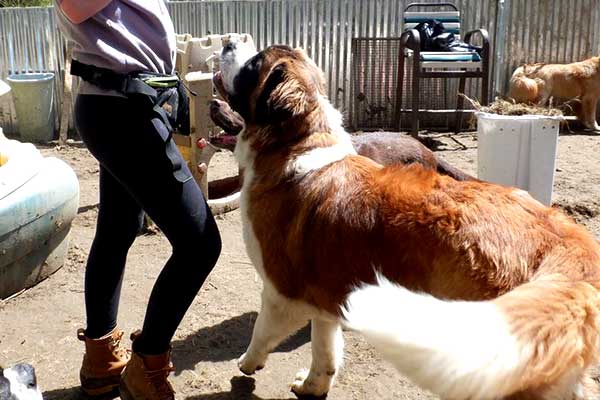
left=215, top=41, right=600, bottom=399
left=508, top=57, right=600, bottom=131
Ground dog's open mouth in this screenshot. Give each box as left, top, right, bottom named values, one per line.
left=208, top=98, right=242, bottom=151
left=210, top=131, right=238, bottom=151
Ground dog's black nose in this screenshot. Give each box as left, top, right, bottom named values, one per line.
left=11, top=364, right=37, bottom=389
left=223, top=41, right=237, bottom=54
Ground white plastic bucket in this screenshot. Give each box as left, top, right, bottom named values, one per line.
left=7, top=73, right=55, bottom=143
left=476, top=112, right=561, bottom=206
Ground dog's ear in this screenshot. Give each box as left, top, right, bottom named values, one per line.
left=255, top=62, right=315, bottom=123
left=293, top=48, right=326, bottom=94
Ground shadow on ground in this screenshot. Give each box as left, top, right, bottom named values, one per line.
left=172, top=312, right=310, bottom=376
left=45, top=377, right=320, bottom=400
left=184, top=376, right=320, bottom=400
left=44, top=386, right=118, bottom=400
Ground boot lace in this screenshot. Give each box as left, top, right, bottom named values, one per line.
left=146, top=365, right=176, bottom=399
left=109, top=330, right=131, bottom=360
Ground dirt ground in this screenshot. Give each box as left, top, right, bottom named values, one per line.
left=1, top=129, right=599, bottom=400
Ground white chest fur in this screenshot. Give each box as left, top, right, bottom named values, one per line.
left=234, top=133, right=267, bottom=282
left=233, top=95, right=355, bottom=278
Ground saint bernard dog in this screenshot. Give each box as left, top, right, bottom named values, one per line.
left=213, top=41, right=600, bottom=400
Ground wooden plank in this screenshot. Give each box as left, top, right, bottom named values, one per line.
left=58, top=42, right=73, bottom=145
left=172, top=133, right=191, bottom=147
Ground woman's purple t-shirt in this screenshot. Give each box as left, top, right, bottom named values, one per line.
left=54, top=0, right=176, bottom=95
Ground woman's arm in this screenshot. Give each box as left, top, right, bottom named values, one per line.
left=58, top=0, right=113, bottom=24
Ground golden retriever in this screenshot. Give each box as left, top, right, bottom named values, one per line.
left=508, top=57, right=600, bottom=130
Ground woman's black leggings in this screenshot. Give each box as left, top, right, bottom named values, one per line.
left=75, top=94, right=222, bottom=355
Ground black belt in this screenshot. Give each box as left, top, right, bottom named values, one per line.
left=70, top=59, right=191, bottom=135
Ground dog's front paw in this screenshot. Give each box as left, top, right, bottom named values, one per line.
left=237, top=352, right=265, bottom=375
left=290, top=368, right=330, bottom=398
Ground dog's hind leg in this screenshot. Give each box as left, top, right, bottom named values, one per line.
left=581, top=95, right=600, bottom=131
left=238, top=285, right=310, bottom=375
left=291, top=318, right=344, bottom=398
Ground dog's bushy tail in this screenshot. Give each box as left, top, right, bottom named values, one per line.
left=342, top=275, right=600, bottom=399
left=508, top=66, right=539, bottom=103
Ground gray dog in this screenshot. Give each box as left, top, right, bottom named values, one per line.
left=0, top=364, right=42, bottom=400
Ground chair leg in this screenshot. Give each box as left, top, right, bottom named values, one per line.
left=481, top=73, right=490, bottom=106
left=455, top=76, right=466, bottom=133
left=395, top=50, right=405, bottom=131
left=411, top=65, right=420, bottom=138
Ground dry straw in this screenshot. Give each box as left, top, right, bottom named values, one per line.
left=461, top=94, right=566, bottom=117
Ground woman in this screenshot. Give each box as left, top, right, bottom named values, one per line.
left=54, top=2, right=222, bottom=399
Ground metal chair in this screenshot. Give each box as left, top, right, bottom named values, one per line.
left=397, top=2, right=490, bottom=137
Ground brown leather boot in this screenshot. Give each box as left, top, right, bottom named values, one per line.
left=119, top=331, right=176, bottom=400
left=78, top=327, right=131, bottom=396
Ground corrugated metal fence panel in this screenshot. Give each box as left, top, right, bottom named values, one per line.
left=0, top=7, right=65, bottom=135
left=1, top=1, right=599, bottom=133
left=454, top=0, right=498, bottom=106
left=168, top=0, right=409, bottom=115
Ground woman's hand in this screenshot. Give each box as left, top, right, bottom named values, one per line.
left=58, top=0, right=113, bottom=24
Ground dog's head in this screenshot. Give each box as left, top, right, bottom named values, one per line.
left=0, top=364, right=42, bottom=400
left=213, top=43, right=327, bottom=134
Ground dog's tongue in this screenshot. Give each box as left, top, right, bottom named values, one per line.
left=212, top=134, right=238, bottom=146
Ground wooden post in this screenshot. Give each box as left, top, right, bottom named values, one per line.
left=59, top=42, right=73, bottom=145
left=185, top=71, right=217, bottom=199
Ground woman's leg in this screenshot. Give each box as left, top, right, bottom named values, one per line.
left=75, top=94, right=222, bottom=354
left=75, top=97, right=146, bottom=396
left=84, top=166, right=144, bottom=338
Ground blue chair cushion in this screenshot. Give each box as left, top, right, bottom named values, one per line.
left=420, top=52, right=481, bottom=62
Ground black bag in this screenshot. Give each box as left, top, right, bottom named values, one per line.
left=150, top=79, right=191, bottom=136
left=413, top=19, right=482, bottom=55
left=413, top=19, right=446, bottom=51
